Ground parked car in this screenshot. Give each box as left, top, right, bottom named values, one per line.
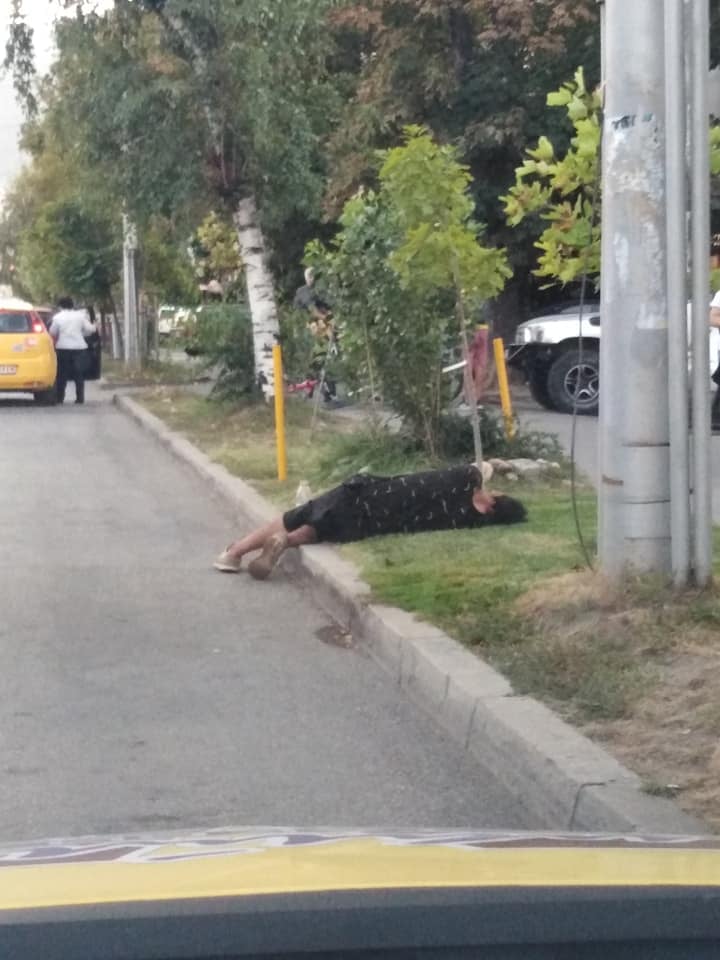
left=158, top=304, right=195, bottom=341
left=507, top=301, right=720, bottom=415
left=0, top=297, right=57, bottom=404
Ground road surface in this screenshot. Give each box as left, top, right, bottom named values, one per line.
left=0, top=386, right=534, bottom=842
left=517, top=402, right=720, bottom=522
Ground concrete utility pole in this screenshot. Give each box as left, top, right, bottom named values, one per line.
left=600, top=0, right=713, bottom=584
left=122, top=215, right=140, bottom=369
left=665, top=0, right=691, bottom=586
left=599, top=0, right=671, bottom=577
left=689, top=0, right=712, bottom=586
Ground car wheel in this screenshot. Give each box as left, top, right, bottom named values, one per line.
left=526, top=364, right=554, bottom=410
left=547, top=348, right=600, bottom=415
left=34, top=386, right=57, bottom=406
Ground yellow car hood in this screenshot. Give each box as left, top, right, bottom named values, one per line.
left=1, top=828, right=719, bottom=911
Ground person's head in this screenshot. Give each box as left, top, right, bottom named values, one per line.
left=472, top=487, right=527, bottom=524
left=57, top=296, right=74, bottom=310
left=304, top=267, right=315, bottom=287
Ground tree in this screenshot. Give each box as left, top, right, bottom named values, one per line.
left=308, top=128, right=510, bottom=456
left=324, top=0, right=600, bottom=332
left=17, top=195, right=119, bottom=308
left=380, top=127, right=511, bottom=462
left=8, top=0, right=340, bottom=398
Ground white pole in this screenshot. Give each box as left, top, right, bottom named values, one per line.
left=122, top=215, right=139, bottom=369
left=689, top=0, right=712, bottom=585
left=599, top=0, right=672, bottom=577
left=665, top=0, right=691, bottom=586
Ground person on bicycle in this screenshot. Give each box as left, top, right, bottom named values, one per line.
left=213, top=463, right=527, bottom=579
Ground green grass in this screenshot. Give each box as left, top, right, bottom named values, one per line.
left=141, top=390, right=352, bottom=504
left=344, top=488, right=594, bottom=638
left=103, top=356, right=203, bottom=386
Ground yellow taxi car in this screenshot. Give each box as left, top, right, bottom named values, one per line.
left=1, top=828, right=719, bottom=959
left=0, top=297, right=57, bottom=403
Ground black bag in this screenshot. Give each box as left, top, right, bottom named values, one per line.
left=83, top=334, right=102, bottom=381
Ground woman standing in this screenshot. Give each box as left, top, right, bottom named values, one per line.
left=49, top=297, right=98, bottom=405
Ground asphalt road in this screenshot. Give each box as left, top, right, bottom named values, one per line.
left=517, top=402, right=720, bottom=522
left=0, top=386, right=533, bottom=842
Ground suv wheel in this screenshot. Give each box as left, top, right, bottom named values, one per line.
left=547, top=348, right=600, bottom=415
left=526, top=364, right=554, bottom=410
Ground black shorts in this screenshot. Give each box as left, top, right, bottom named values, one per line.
left=283, top=487, right=349, bottom=543
left=282, top=474, right=384, bottom=543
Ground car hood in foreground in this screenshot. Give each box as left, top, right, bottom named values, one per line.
left=1, top=828, right=719, bottom=911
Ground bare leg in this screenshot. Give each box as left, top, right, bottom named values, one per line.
left=226, top=519, right=317, bottom=560
left=286, top=525, right=318, bottom=548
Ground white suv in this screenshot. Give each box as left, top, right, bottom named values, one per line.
left=507, top=302, right=720, bottom=416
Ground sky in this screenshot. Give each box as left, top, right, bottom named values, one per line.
left=0, top=0, right=64, bottom=199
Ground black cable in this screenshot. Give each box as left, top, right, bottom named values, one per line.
left=570, top=138, right=602, bottom=572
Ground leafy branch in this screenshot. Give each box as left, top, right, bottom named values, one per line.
left=502, top=67, right=601, bottom=287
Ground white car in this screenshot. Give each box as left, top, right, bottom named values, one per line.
left=507, top=301, right=720, bottom=415
left=157, top=305, right=194, bottom=340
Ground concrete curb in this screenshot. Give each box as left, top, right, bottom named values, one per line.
left=115, top=393, right=706, bottom=834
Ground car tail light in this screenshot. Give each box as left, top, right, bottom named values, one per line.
left=32, top=321, right=44, bottom=333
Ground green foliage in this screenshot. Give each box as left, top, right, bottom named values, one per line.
left=312, top=411, right=565, bottom=484
left=323, top=1, right=600, bottom=333
left=505, top=76, right=720, bottom=289
left=308, top=128, right=509, bottom=456
left=278, top=305, right=318, bottom=382
left=711, top=125, right=720, bottom=177
left=43, top=0, right=338, bottom=236
left=379, top=127, right=511, bottom=301
left=184, top=303, right=256, bottom=399
left=502, top=68, right=601, bottom=287
left=435, top=412, right=565, bottom=463
left=308, top=188, right=455, bottom=455
left=312, top=428, right=430, bottom=487
left=192, top=212, right=243, bottom=299
left=17, top=195, right=119, bottom=304
left=4, top=0, right=37, bottom=116
left=141, top=218, right=199, bottom=305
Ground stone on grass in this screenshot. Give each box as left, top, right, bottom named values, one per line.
left=506, top=458, right=543, bottom=479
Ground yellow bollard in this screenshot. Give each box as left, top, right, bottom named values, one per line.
left=493, top=337, right=516, bottom=440
left=272, top=344, right=288, bottom=481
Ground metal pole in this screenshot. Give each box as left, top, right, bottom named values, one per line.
left=665, top=0, right=691, bottom=586
left=122, top=215, right=139, bottom=369
left=272, top=344, right=288, bottom=482
left=689, top=0, right=712, bottom=585
left=493, top=337, right=516, bottom=439
left=599, top=0, right=671, bottom=578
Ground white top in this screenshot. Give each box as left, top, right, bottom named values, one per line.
left=711, top=290, right=720, bottom=309
left=49, top=309, right=96, bottom=350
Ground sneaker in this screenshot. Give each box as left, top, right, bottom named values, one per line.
left=213, top=549, right=243, bottom=573
left=248, top=532, right=289, bottom=581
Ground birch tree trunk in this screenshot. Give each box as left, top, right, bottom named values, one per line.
left=234, top=194, right=280, bottom=400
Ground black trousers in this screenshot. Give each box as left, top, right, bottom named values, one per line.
left=56, top=349, right=88, bottom=403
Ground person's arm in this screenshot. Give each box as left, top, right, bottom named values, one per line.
left=81, top=310, right=98, bottom=336
left=710, top=292, right=720, bottom=329
left=48, top=318, right=60, bottom=343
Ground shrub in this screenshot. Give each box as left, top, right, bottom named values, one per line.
left=183, top=303, right=256, bottom=399
left=437, top=411, right=565, bottom=462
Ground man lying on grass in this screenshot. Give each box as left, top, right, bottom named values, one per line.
left=214, top=464, right=527, bottom=581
